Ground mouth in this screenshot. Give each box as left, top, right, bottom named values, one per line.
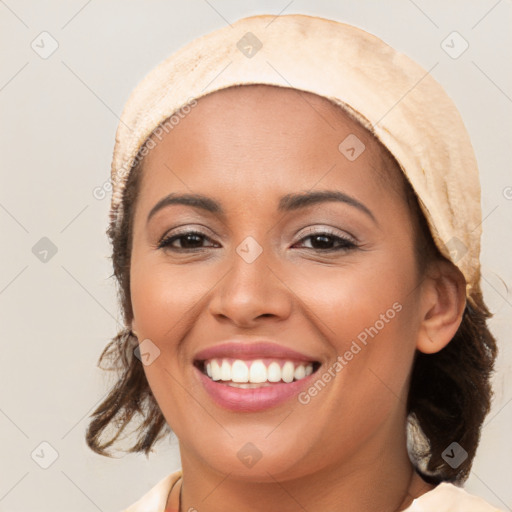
left=192, top=341, right=323, bottom=411
left=194, top=358, right=321, bottom=388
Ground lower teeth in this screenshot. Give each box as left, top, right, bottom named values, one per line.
left=225, top=381, right=277, bottom=388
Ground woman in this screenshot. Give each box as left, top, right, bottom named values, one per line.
left=86, top=14, right=502, bottom=512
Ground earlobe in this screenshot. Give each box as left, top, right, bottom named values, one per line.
left=416, top=260, right=467, bottom=355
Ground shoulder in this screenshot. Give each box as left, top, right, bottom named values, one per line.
left=405, top=481, right=504, bottom=512
left=121, top=469, right=182, bottom=512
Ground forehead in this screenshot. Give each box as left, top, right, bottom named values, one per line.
left=170, top=84, right=380, bottom=153
left=137, top=84, right=404, bottom=207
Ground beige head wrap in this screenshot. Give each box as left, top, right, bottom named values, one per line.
left=109, top=13, right=482, bottom=297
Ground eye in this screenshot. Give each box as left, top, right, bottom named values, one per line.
left=157, top=229, right=357, bottom=252
left=294, top=230, right=357, bottom=252
left=157, top=230, right=219, bottom=251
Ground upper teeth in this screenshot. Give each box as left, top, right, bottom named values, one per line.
left=204, top=358, right=314, bottom=384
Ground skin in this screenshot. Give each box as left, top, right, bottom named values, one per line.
left=130, top=85, right=466, bottom=512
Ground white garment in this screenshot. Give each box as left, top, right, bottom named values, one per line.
left=122, top=469, right=504, bottom=511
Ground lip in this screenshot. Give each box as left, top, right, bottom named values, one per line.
left=194, top=366, right=318, bottom=412
left=193, top=341, right=319, bottom=363
left=193, top=340, right=321, bottom=412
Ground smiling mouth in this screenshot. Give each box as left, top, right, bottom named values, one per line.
left=194, top=358, right=321, bottom=388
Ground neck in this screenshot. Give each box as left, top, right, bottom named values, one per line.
left=174, top=424, right=435, bottom=512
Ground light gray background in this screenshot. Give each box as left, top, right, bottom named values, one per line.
left=1, top=1, right=511, bottom=511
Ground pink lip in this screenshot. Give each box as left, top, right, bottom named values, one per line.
left=193, top=341, right=318, bottom=363
left=194, top=366, right=318, bottom=412
left=193, top=340, right=320, bottom=412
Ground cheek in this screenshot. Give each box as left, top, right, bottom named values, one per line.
left=297, top=248, right=419, bottom=390
left=130, top=261, right=205, bottom=340
left=129, top=261, right=210, bottom=431
left=299, top=250, right=417, bottom=336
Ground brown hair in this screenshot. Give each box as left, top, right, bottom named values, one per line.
left=86, top=102, right=498, bottom=485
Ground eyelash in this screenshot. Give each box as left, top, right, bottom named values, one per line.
left=157, top=229, right=358, bottom=253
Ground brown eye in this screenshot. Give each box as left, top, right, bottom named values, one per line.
left=158, top=231, right=218, bottom=251
left=294, top=232, right=357, bottom=252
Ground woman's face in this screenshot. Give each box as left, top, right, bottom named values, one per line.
left=130, top=85, right=427, bottom=480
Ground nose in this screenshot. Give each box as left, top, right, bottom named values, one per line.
left=208, top=241, right=293, bottom=328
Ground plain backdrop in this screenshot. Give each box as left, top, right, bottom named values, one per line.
left=0, top=1, right=511, bottom=511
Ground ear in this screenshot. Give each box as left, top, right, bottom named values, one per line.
left=416, top=259, right=467, bottom=354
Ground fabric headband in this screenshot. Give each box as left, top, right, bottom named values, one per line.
left=109, top=13, right=482, bottom=298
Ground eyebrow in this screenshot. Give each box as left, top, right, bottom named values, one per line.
left=146, top=190, right=377, bottom=225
